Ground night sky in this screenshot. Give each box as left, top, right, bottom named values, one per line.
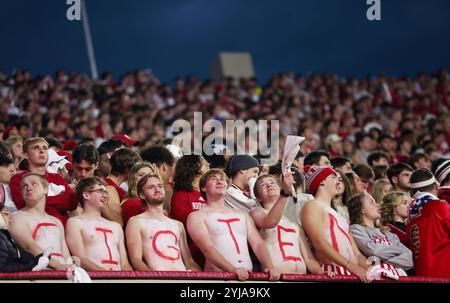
left=1, top=0, right=450, bottom=83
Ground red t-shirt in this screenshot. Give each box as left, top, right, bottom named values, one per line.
left=121, top=197, right=145, bottom=227
left=406, top=200, right=450, bottom=278
left=10, top=171, right=78, bottom=226
left=170, top=190, right=207, bottom=267
left=105, top=178, right=126, bottom=201
left=170, top=190, right=207, bottom=227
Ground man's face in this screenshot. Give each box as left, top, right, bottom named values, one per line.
left=74, top=160, right=98, bottom=180
left=203, top=173, right=228, bottom=197
left=84, top=185, right=109, bottom=210
left=25, top=141, right=48, bottom=167
left=241, top=167, right=260, bottom=184
left=396, top=170, right=412, bottom=190
left=322, top=173, right=339, bottom=196
left=20, top=175, right=48, bottom=204
left=256, top=176, right=280, bottom=202
left=140, top=177, right=165, bottom=205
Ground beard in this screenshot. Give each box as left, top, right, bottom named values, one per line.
left=146, top=197, right=165, bottom=206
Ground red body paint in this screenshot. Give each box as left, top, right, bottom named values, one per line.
left=217, top=218, right=241, bottom=254
left=328, top=214, right=352, bottom=253
left=32, top=222, right=57, bottom=239
left=151, top=230, right=180, bottom=261
left=276, top=225, right=302, bottom=262
left=95, top=227, right=118, bottom=266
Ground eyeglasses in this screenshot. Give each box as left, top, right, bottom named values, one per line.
left=87, top=189, right=108, bottom=195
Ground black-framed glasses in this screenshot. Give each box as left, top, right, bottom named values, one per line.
left=87, top=189, right=108, bottom=195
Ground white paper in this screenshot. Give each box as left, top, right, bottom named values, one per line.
left=281, top=135, right=305, bottom=198
left=282, top=135, right=305, bottom=176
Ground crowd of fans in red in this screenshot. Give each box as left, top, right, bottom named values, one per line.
left=0, top=68, right=449, bottom=281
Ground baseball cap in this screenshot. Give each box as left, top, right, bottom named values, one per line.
left=325, top=133, right=342, bottom=146
left=112, top=134, right=137, bottom=146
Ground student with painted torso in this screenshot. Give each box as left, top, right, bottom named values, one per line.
left=301, top=165, right=372, bottom=282
left=251, top=173, right=325, bottom=274
left=65, top=177, right=132, bottom=271
left=126, top=173, right=200, bottom=271
left=9, top=173, right=70, bottom=270
left=187, top=169, right=280, bottom=281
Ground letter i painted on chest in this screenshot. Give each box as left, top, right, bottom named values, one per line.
left=96, top=227, right=118, bottom=266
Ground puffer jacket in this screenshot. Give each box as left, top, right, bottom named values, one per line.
left=0, top=229, right=40, bottom=272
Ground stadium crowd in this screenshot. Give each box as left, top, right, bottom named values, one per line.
left=0, top=68, right=449, bottom=281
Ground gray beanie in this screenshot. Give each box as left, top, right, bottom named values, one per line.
left=228, top=155, right=260, bottom=176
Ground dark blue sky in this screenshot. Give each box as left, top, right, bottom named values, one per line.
left=1, top=0, right=450, bottom=83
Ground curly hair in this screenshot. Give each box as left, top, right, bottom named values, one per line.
left=173, top=155, right=204, bottom=192
left=380, top=191, right=405, bottom=225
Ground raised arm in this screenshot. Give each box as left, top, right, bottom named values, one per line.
left=65, top=218, right=106, bottom=271
left=250, top=172, right=294, bottom=229
left=125, top=217, right=150, bottom=271
left=250, top=198, right=288, bottom=229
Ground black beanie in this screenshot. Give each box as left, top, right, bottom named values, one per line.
left=228, top=155, right=260, bottom=176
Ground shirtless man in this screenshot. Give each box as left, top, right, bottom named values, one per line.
left=301, top=165, right=372, bottom=282
left=187, top=169, right=280, bottom=281
left=9, top=173, right=70, bottom=270
left=252, top=174, right=324, bottom=274
left=126, top=173, right=200, bottom=271
left=65, top=177, right=132, bottom=271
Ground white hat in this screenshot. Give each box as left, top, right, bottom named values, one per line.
left=325, top=133, right=342, bottom=146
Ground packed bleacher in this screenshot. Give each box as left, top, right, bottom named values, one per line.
left=0, top=68, right=449, bottom=282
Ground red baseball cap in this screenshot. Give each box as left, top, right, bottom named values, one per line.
left=112, top=134, right=137, bottom=146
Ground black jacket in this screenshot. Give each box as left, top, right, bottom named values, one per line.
left=0, top=229, right=40, bottom=272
